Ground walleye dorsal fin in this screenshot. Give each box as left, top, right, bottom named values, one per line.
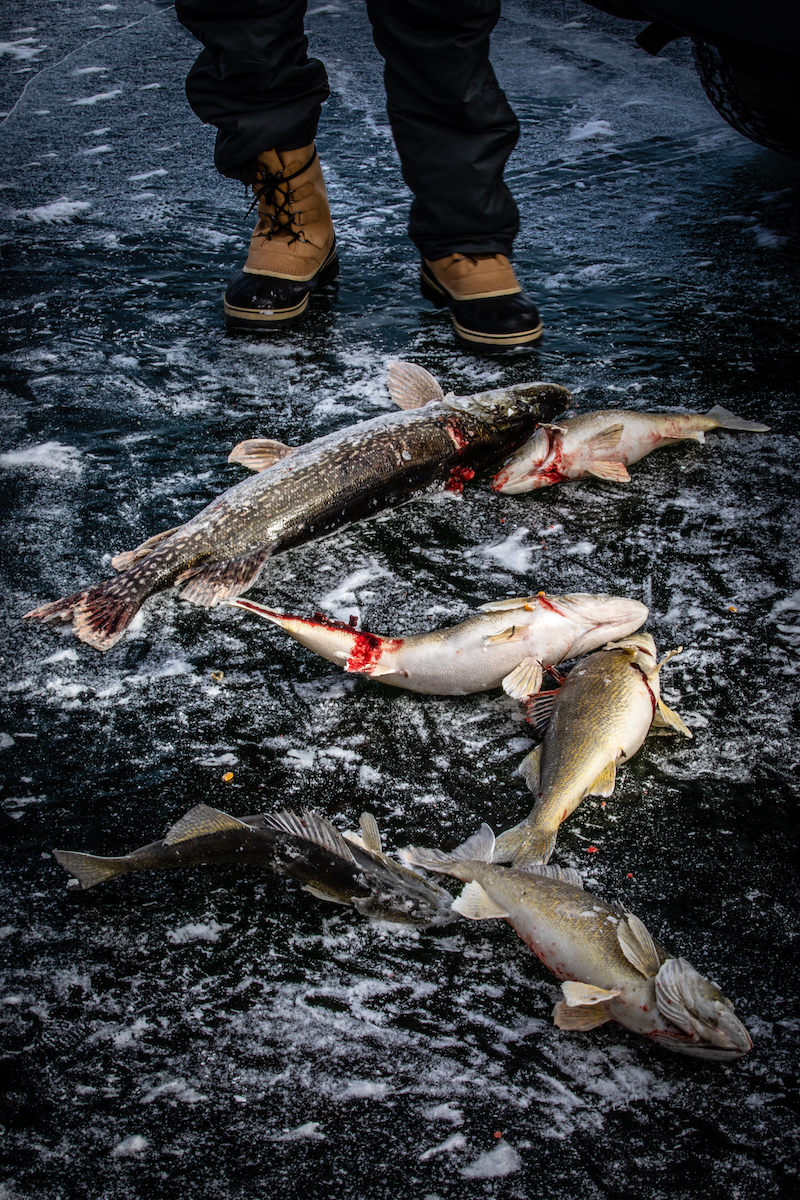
left=164, top=804, right=250, bottom=846
left=358, top=812, right=382, bottom=854
left=175, top=548, right=272, bottom=606
left=451, top=880, right=509, bottom=921
left=501, top=657, right=544, bottom=700
left=704, top=405, right=770, bottom=433
left=519, top=863, right=584, bottom=888
left=525, top=691, right=559, bottom=737
left=518, top=743, right=543, bottom=793
left=552, top=999, right=615, bottom=1030
left=587, top=761, right=616, bottom=797
left=265, top=809, right=357, bottom=864
left=587, top=461, right=631, bottom=483
left=586, top=423, right=624, bottom=451
left=387, top=361, right=444, bottom=410
left=617, top=911, right=663, bottom=978
left=111, top=524, right=183, bottom=572
left=478, top=595, right=538, bottom=612
left=228, top=438, right=295, bottom=472
left=450, top=823, right=495, bottom=863
left=651, top=698, right=693, bottom=738
left=561, top=980, right=621, bottom=1006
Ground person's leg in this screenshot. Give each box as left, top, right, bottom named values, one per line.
left=366, top=0, right=541, bottom=351
left=175, top=0, right=338, bottom=330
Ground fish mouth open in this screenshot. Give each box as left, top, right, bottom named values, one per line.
left=492, top=426, right=553, bottom=493
left=653, top=957, right=753, bottom=1060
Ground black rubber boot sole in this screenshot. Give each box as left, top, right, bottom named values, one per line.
left=420, top=265, right=543, bottom=353
left=224, top=244, right=339, bottom=333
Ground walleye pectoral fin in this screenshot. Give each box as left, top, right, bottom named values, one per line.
left=585, top=423, right=624, bottom=451
left=525, top=689, right=559, bottom=736
left=111, top=525, right=182, bottom=571
left=651, top=698, right=693, bottom=738
left=302, top=884, right=351, bottom=906
left=484, top=625, right=524, bottom=645
left=52, top=849, right=131, bottom=889
left=164, top=804, right=251, bottom=846
left=176, top=548, right=272, bottom=607
left=501, top=657, right=543, bottom=700
left=387, top=360, right=445, bottom=409
left=553, top=999, right=615, bottom=1031
left=704, top=405, right=770, bottom=433
left=587, top=461, right=631, bottom=483
left=587, top=761, right=616, bottom=798
left=264, top=808, right=357, bottom=865
left=451, top=880, right=509, bottom=921
left=358, top=812, right=382, bottom=854
left=617, top=911, right=663, bottom=978
left=228, top=438, right=294, bottom=472
left=561, top=980, right=621, bottom=1007
left=517, top=744, right=543, bottom=794
left=478, top=595, right=539, bottom=612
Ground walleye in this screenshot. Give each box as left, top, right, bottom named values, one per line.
left=227, top=592, right=648, bottom=699
left=402, top=825, right=752, bottom=1060
left=53, top=803, right=455, bottom=927
left=24, top=362, right=569, bottom=650
left=493, top=406, right=770, bottom=493
left=494, top=634, right=692, bottom=866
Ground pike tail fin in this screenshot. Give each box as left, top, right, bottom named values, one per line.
left=24, top=575, right=148, bottom=651
left=53, top=848, right=131, bottom=889
left=704, top=405, right=770, bottom=433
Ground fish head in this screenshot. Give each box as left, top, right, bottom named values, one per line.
left=653, top=957, right=753, bottom=1060
left=492, top=426, right=554, bottom=493
left=543, top=593, right=649, bottom=658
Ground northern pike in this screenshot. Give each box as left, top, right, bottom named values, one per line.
left=24, top=362, right=569, bottom=650
left=402, top=825, right=752, bottom=1060
left=493, top=406, right=770, bottom=493
left=53, top=804, right=456, bottom=927
left=494, top=634, right=692, bottom=866
left=227, top=592, right=648, bottom=699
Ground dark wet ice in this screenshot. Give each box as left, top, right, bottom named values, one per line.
left=1, top=1, right=799, bottom=1197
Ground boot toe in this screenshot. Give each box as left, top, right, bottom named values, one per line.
left=448, top=292, right=543, bottom=352
left=223, top=271, right=314, bottom=331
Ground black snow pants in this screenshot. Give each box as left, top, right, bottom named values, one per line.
left=174, top=0, right=521, bottom=259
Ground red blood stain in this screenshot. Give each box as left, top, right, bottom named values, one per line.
left=587, top=845, right=599, bottom=854
left=346, top=632, right=403, bottom=675
left=445, top=465, right=476, bottom=493
left=535, top=593, right=561, bottom=614
left=627, top=872, right=633, bottom=878
left=445, top=417, right=469, bottom=450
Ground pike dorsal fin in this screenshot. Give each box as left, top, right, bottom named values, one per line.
left=552, top=999, right=615, bottom=1030
left=387, top=361, right=444, bottom=410
left=112, top=524, right=183, bottom=572
left=617, top=911, right=663, bottom=978
left=587, top=461, right=631, bottom=483
left=164, top=804, right=250, bottom=846
left=452, top=880, right=509, bottom=921
left=561, top=980, right=621, bottom=1006
left=586, top=761, right=616, bottom=798
left=358, top=812, right=382, bottom=854
left=501, top=657, right=543, bottom=701
left=265, top=809, right=357, bottom=864
left=228, top=438, right=295, bottom=472
left=586, top=423, right=624, bottom=451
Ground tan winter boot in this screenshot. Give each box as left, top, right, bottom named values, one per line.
left=421, top=253, right=542, bottom=353
left=224, top=144, right=338, bottom=331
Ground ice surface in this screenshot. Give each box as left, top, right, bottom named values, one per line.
left=1, top=0, right=799, bottom=1198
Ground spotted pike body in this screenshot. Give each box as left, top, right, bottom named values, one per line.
left=24, top=364, right=569, bottom=649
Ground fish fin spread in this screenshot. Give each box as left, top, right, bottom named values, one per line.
left=587, top=461, right=631, bottom=483
left=164, top=804, right=250, bottom=847
left=651, top=698, right=693, bottom=738
left=519, top=863, right=584, bottom=888
left=451, top=880, right=509, bottom=921
left=552, top=999, right=615, bottom=1031
left=525, top=690, right=559, bottom=737
left=501, top=657, right=544, bottom=700
left=484, top=625, right=525, bottom=645
left=24, top=577, right=149, bottom=651
left=478, top=595, right=539, bottom=612
left=492, top=819, right=557, bottom=868
left=111, top=525, right=182, bottom=571
left=264, top=808, right=357, bottom=865
left=387, top=360, right=444, bottom=410
left=704, top=405, right=770, bottom=433
left=358, top=812, right=382, bottom=854
left=228, top=438, right=294, bottom=472
left=52, top=849, right=131, bottom=889
left=617, top=911, right=663, bottom=978
left=175, top=548, right=272, bottom=607
left=517, top=743, right=543, bottom=792
left=585, top=423, right=624, bottom=451
left=302, top=884, right=351, bottom=906
left=561, top=980, right=621, bottom=1006
left=587, top=761, right=617, bottom=797
left=400, top=823, right=495, bottom=873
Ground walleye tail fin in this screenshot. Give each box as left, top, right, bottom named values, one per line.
left=704, top=405, right=770, bottom=433
left=24, top=577, right=147, bottom=650
left=53, top=848, right=131, bottom=889
left=492, top=821, right=557, bottom=867
left=400, top=823, right=495, bottom=873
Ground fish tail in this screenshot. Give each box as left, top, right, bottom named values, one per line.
left=704, top=405, right=770, bottom=433
left=53, top=849, right=131, bottom=889
left=24, top=567, right=156, bottom=650
left=400, top=823, right=495, bottom=875
left=492, top=822, right=557, bottom=866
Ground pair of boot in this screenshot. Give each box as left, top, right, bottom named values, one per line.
left=223, top=144, right=542, bottom=353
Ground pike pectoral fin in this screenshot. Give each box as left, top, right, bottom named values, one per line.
left=228, top=438, right=294, bottom=472
left=111, top=525, right=182, bottom=571
left=587, top=761, right=616, bottom=798
left=302, top=884, right=351, bottom=906
left=501, top=657, right=543, bottom=700
left=587, top=461, right=631, bottom=483
left=617, top=911, right=663, bottom=978
left=387, top=361, right=444, bottom=409
left=164, top=804, right=251, bottom=847
left=53, top=849, right=131, bottom=889
left=553, top=999, right=615, bottom=1031
left=586, top=424, right=624, bottom=451
left=651, top=698, right=693, bottom=738
left=451, top=880, right=509, bottom=921
left=562, top=980, right=621, bottom=1006
left=176, top=548, right=272, bottom=607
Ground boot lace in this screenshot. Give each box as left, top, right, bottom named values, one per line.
left=247, top=147, right=318, bottom=244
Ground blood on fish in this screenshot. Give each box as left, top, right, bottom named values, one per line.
left=445, top=466, right=476, bottom=493
left=346, top=632, right=404, bottom=675
left=445, top=418, right=470, bottom=450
